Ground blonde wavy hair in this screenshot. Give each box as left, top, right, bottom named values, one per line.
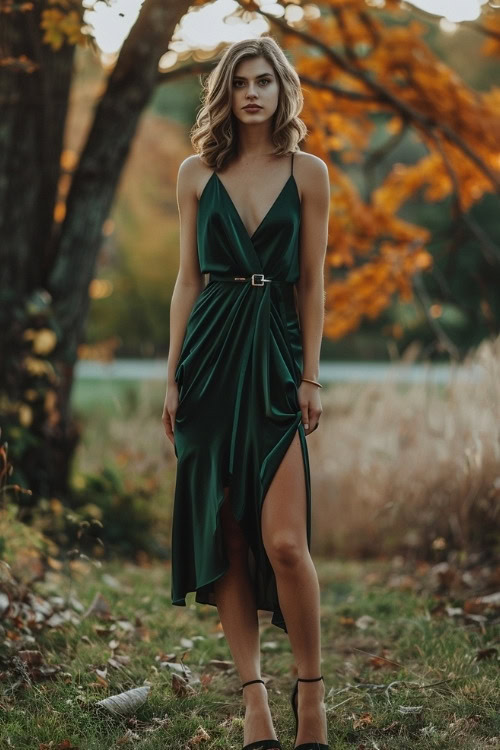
left=190, top=36, right=308, bottom=171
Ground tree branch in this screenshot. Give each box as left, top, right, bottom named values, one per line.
left=429, top=129, right=500, bottom=265
left=250, top=3, right=500, bottom=192
left=463, top=20, right=500, bottom=41
left=47, top=0, right=193, bottom=361
left=412, top=270, right=460, bottom=360
left=157, top=59, right=377, bottom=101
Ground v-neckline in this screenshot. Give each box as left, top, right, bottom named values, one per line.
left=213, top=172, right=295, bottom=242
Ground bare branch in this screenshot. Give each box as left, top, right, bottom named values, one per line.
left=157, top=59, right=376, bottom=101
left=157, top=59, right=215, bottom=83
left=413, top=270, right=461, bottom=360
left=463, top=20, right=500, bottom=41
left=429, top=129, right=500, bottom=265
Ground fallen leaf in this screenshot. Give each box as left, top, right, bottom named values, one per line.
left=397, top=705, right=423, bottom=714
left=368, top=652, right=394, bottom=670
left=18, top=650, right=43, bottom=666
left=172, top=673, right=196, bottom=697
left=200, top=673, right=214, bottom=687
left=481, top=591, right=500, bottom=608
left=352, top=712, right=373, bottom=728
left=188, top=725, right=210, bottom=745
left=208, top=659, right=233, bottom=670
left=355, top=615, right=376, bottom=630
left=156, top=651, right=177, bottom=662
left=446, top=606, right=464, bottom=617
left=113, top=655, right=131, bottom=665
left=475, top=647, right=498, bottom=661
left=339, top=616, right=356, bottom=627
left=116, top=619, right=135, bottom=632
left=107, top=657, right=126, bottom=670
left=430, top=562, right=459, bottom=589
left=96, top=685, right=150, bottom=716
left=82, top=592, right=112, bottom=620
left=161, top=661, right=192, bottom=678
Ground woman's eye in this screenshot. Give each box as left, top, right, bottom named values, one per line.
left=233, top=79, right=271, bottom=87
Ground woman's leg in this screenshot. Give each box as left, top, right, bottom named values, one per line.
left=213, top=487, right=280, bottom=748
left=261, top=432, right=328, bottom=747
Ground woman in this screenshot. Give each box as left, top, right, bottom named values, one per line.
left=163, top=36, right=330, bottom=750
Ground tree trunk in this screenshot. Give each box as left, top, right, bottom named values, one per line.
left=0, top=0, right=74, bottom=295
left=0, top=0, right=192, bottom=501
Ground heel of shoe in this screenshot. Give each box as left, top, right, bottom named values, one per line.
left=291, top=675, right=328, bottom=750
left=290, top=678, right=299, bottom=741
left=241, top=679, right=282, bottom=750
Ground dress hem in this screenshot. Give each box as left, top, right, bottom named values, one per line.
left=170, top=415, right=310, bottom=636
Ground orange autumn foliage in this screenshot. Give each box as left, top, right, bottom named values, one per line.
left=271, top=0, right=500, bottom=338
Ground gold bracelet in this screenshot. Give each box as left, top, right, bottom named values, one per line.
left=301, top=377, right=323, bottom=388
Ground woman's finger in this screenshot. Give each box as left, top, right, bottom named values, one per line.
left=301, top=403, right=309, bottom=430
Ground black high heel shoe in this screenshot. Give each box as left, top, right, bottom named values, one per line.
left=241, top=678, right=283, bottom=750
left=290, top=675, right=329, bottom=750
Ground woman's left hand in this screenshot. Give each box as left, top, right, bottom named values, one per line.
left=297, top=381, right=322, bottom=436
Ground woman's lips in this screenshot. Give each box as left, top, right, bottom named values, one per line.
left=244, top=106, right=262, bottom=111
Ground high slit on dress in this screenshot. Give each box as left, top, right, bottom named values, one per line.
left=170, top=151, right=312, bottom=632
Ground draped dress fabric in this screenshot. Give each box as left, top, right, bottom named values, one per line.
left=170, top=152, right=312, bottom=632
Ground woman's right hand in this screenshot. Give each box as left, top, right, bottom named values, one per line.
left=162, top=383, right=179, bottom=446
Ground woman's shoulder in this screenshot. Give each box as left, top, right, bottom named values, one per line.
left=294, top=150, right=328, bottom=175
left=177, top=155, right=213, bottom=200
left=293, top=151, right=329, bottom=202
left=178, top=154, right=210, bottom=176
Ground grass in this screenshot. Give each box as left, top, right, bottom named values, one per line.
left=3, top=340, right=499, bottom=746
left=1, top=556, right=498, bottom=749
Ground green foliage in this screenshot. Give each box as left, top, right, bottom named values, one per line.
left=70, top=465, right=162, bottom=560
left=0, top=287, right=63, bottom=501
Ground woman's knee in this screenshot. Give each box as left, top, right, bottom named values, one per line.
left=265, top=533, right=305, bottom=568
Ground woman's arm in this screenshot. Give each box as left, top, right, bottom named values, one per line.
left=163, top=157, right=205, bottom=444
left=296, top=154, right=330, bottom=384
left=294, top=154, right=329, bottom=434
left=166, top=156, right=205, bottom=388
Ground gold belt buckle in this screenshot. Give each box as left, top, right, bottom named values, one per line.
left=251, top=273, right=271, bottom=287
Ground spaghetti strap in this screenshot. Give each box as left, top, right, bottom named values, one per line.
left=291, top=151, right=294, bottom=176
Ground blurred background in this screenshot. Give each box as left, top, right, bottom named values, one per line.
left=2, top=0, right=500, bottom=570
left=1, top=4, right=500, bottom=745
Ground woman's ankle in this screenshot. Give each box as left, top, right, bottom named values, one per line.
left=296, top=680, right=325, bottom=703
left=242, top=681, right=269, bottom=706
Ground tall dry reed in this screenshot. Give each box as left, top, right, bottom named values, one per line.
left=308, top=335, right=500, bottom=560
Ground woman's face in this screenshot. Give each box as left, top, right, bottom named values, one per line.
left=231, top=55, right=280, bottom=125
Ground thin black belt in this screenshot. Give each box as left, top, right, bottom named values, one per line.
left=209, top=272, right=293, bottom=287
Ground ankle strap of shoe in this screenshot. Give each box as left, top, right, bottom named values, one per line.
left=297, top=675, right=323, bottom=682
left=242, top=678, right=265, bottom=688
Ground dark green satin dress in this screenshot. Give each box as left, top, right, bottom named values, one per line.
left=171, top=152, right=312, bottom=632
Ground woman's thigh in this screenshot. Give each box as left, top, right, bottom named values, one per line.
left=261, top=431, right=308, bottom=560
